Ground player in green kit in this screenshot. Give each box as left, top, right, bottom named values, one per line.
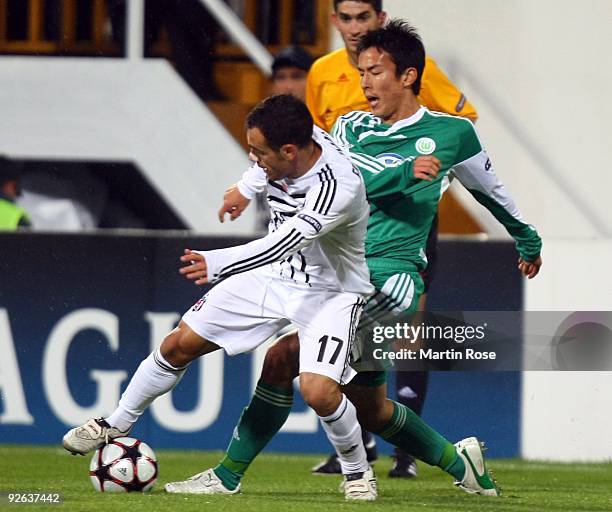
left=202, top=19, right=542, bottom=498
left=331, top=53, right=542, bottom=290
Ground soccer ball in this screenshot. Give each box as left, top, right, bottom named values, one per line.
left=89, top=437, right=158, bottom=492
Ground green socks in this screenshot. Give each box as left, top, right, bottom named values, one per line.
left=376, top=401, right=465, bottom=481
left=441, top=443, right=467, bottom=481
left=213, top=380, right=293, bottom=490
left=213, top=390, right=466, bottom=489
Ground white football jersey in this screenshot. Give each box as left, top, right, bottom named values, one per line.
left=201, top=127, right=373, bottom=296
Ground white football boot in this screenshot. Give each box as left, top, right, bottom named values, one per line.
left=62, top=418, right=130, bottom=455
left=164, top=468, right=240, bottom=494
left=342, top=466, right=377, bottom=501
left=454, top=437, right=500, bottom=497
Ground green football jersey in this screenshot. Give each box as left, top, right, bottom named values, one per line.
left=331, top=107, right=542, bottom=271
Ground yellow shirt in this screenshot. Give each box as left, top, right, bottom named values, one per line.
left=306, top=48, right=478, bottom=132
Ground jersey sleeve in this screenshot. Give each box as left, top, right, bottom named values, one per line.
left=330, top=114, right=352, bottom=150
left=236, top=164, right=267, bottom=200
left=419, top=57, right=478, bottom=121
left=452, top=126, right=542, bottom=262
left=198, top=175, right=360, bottom=282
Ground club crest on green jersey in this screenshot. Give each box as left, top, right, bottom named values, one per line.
left=415, top=137, right=436, bottom=155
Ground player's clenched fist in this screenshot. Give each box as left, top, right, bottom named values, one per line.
left=179, top=249, right=209, bottom=285
left=518, top=256, right=542, bottom=279
left=218, top=184, right=251, bottom=223
left=413, top=155, right=441, bottom=181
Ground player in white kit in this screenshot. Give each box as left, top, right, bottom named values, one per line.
left=62, top=94, right=378, bottom=500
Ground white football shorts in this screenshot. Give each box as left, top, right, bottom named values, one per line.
left=182, top=268, right=365, bottom=383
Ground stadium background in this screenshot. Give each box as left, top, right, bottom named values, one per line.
left=1, top=0, right=611, bottom=464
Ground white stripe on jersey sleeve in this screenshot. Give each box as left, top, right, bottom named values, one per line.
left=331, top=111, right=371, bottom=149
left=350, top=152, right=385, bottom=174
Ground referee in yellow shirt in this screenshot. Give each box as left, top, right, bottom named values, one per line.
left=307, top=1, right=477, bottom=132
left=307, top=0, right=478, bottom=479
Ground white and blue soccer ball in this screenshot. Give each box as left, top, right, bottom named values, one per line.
left=89, top=437, right=158, bottom=492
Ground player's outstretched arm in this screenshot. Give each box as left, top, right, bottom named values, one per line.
left=452, top=148, right=543, bottom=271
left=191, top=178, right=360, bottom=284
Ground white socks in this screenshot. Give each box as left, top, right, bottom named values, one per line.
left=106, top=349, right=187, bottom=432
left=319, top=394, right=369, bottom=475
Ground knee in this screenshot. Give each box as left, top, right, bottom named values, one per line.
left=160, top=322, right=215, bottom=367
left=300, top=373, right=341, bottom=416
left=260, top=332, right=300, bottom=386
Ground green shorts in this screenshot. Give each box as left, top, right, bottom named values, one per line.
left=349, top=259, right=425, bottom=379
left=367, top=258, right=424, bottom=305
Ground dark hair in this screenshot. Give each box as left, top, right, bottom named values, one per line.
left=246, top=95, right=313, bottom=151
left=272, top=45, right=314, bottom=76
left=333, top=0, right=382, bottom=13
left=357, top=19, right=425, bottom=95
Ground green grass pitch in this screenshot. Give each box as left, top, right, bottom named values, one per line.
left=1, top=445, right=611, bottom=511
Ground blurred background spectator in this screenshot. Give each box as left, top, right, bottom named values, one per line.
left=253, top=45, right=315, bottom=232
left=0, top=155, right=30, bottom=230
left=17, top=162, right=110, bottom=231
left=270, top=45, right=314, bottom=101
